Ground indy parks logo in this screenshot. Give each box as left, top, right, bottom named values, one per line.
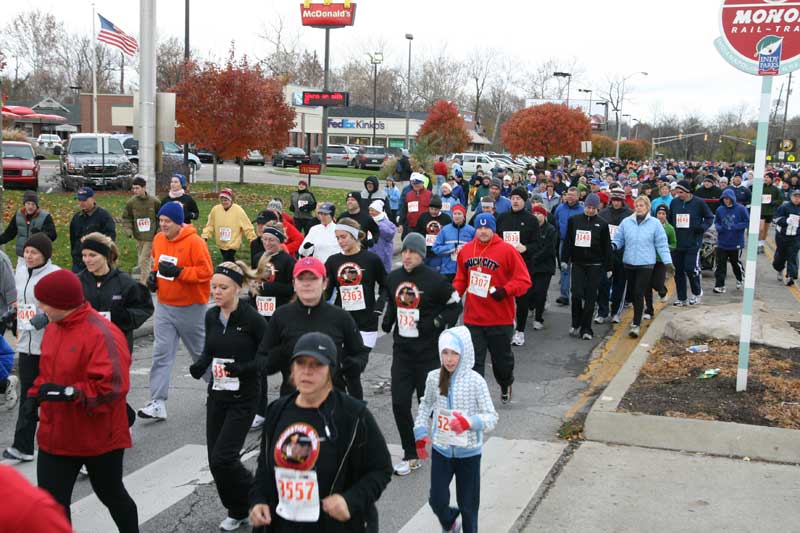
left=757, top=35, right=783, bottom=75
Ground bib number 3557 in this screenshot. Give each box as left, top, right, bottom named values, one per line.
left=275, top=468, right=320, bottom=522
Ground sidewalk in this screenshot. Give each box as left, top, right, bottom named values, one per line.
left=519, top=241, right=800, bottom=532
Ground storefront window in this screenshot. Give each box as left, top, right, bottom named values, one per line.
left=349, top=137, right=371, bottom=145
left=329, top=136, right=348, bottom=145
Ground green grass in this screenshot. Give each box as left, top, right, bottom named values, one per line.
left=1, top=182, right=349, bottom=272
left=274, top=166, right=376, bottom=180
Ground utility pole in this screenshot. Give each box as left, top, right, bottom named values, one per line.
left=404, top=33, right=413, bottom=150
left=183, top=0, right=190, bottom=177
left=782, top=71, right=793, bottom=140
left=120, top=51, right=125, bottom=93
left=321, top=28, right=330, bottom=173
left=139, top=0, right=157, bottom=196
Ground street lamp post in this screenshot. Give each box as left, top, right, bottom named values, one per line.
left=622, top=114, right=631, bottom=140
left=578, top=88, right=592, bottom=128
left=369, top=52, right=383, bottom=146
left=554, top=72, right=572, bottom=107
left=615, top=71, right=648, bottom=159
left=595, top=101, right=609, bottom=131
left=404, top=33, right=413, bottom=150
left=632, top=118, right=640, bottom=140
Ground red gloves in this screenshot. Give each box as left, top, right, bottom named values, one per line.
left=450, top=411, right=471, bottom=434
left=415, top=437, right=431, bottom=460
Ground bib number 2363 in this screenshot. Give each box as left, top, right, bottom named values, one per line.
left=275, top=468, right=319, bottom=522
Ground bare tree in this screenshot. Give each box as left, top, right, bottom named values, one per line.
left=156, top=36, right=186, bottom=91
left=257, top=14, right=301, bottom=80
left=466, top=48, right=493, bottom=125
left=410, top=50, right=465, bottom=111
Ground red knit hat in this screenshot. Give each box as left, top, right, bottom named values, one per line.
left=532, top=205, right=548, bottom=218
left=34, top=269, right=84, bottom=310
left=597, top=191, right=610, bottom=206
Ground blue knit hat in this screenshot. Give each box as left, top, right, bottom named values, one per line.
left=158, top=201, right=184, bottom=225
left=173, top=173, right=187, bottom=188
left=474, top=212, right=496, bottom=232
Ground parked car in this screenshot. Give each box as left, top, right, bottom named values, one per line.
left=236, top=149, right=266, bottom=165
left=110, top=135, right=203, bottom=173
left=36, top=134, right=62, bottom=150
left=449, top=152, right=502, bottom=174
left=353, top=146, right=387, bottom=170
left=196, top=148, right=216, bottom=163
left=3, top=141, right=44, bottom=190
left=311, top=144, right=355, bottom=167
left=272, top=147, right=309, bottom=167
left=61, top=133, right=135, bottom=191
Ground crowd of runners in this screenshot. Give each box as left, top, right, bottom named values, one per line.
left=0, top=153, right=799, bottom=532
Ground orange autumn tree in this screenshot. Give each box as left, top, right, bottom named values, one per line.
left=173, top=52, right=295, bottom=190
left=501, top=103, right=590, bottom=161
left=417, top=100, right=470, bottom=156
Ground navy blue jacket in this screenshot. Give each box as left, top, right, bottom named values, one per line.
left=668, top=195, right=714, bottom=250
left=714, top=189, right=750, bottom=251
left=774, top=200, right=800, bottom=241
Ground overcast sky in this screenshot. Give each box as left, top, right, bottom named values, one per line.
left=10, top=0, right=798, bottom=124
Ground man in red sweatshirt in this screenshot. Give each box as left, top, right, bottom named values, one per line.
left=453, top=212, right=531, bottom=404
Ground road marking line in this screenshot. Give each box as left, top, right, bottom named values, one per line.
left=71, top=444, right=211, bottom=533
left=398, top=437, right=565, bottom=533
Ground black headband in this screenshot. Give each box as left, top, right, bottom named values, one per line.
left=262, top=227, right=286, bottom=243
left=81, top=239, right=111, bottom=258
left=214, top=266, right=244, bottom=286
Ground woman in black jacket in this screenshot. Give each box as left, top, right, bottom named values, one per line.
left=249, top=222, right=296, bottom=431
left=529, top=205, right=558, bottom=330
left=160, top=174, right=199, bottom=224
left=78, top=232, right=154, bottom=353
left=188, top=261, right=266, bottom=531
left=249, top=331, right=392, bottom=533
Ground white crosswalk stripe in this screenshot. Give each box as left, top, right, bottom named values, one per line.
left=5, top=437, right=562, bottom=532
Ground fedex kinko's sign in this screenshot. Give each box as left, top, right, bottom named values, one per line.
left=715, top=0, right=800, bottom=75
left=300, top=1, right=357, bottom=28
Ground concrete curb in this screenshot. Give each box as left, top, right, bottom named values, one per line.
left=584, top=307, right=800, bottom=464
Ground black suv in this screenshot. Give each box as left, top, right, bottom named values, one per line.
left=61, top=134, right=135, bottom=191
left=353, top=146, right=387, bottom=170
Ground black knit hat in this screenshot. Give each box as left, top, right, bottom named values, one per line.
left=22, top=190, right=39, bottom=207
left=24, top=233, right=52, bottom=261
left=510, top=187, right=529, bottom=201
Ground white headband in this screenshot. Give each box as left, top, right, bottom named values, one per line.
left=335, top=224, right=360, bottom=240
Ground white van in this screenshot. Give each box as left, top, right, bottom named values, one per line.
left=449, top=152, right=499, bottom=174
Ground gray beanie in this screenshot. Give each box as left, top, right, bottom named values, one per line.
left=402, top=233, right=427, bottom=258
left=490, top=177, right=503, bottom=189
left=584, top=193, right=600, bottom=209
left=267, top=199, right=283, bottom=211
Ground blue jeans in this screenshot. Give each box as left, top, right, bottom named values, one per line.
left=429, top=449, right=481, bottom=533
left=559, top=242, right=571, bottom=299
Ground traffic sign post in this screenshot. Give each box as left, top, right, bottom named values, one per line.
left=299, top=163, right=321, bottom=188
left=714, top=0, right=800, bottom=392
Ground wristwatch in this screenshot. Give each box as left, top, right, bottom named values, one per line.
left=64, top=386, right=75, bottom=399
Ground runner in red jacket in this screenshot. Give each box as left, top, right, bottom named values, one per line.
left=0, top=465, right=72, bottom=532
left=453, top=213, right=531, bottom=404
left=29, top=269, right=139, bottom=530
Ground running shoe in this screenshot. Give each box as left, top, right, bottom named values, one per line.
left=569, top=327, right=579, bottom=337
left=673, top=300, right=687, bottom=307
left=611, top=314, right=621, bottom=324
left=629, top=325, right=640, bottom=338
left=736, top=280, right=743, bottom=290
left=443, top=517, right=462, bottom=533
left=556, top=297, right=569, bottom=306
left=393, top=459, right=423, bottom=476
left=3, top=447, right=34, bottom=462
left=511, top=331, right=525, bottom=346
left=4, top=375, right=19, bottom=411
left=533, top=321, right=544, bottom=330
left=642, top=313, right=652, bottom=321
left=501, top=385, right=513, bottom=404
left=713, top=286, right=726, bottom=294
left=220, top=516, right=249, bottom=531
left=787, top=278, right=796, bottom=287
left=594, top=316, right=607, bottom=324
left=137, top=400, right=167, bottom=420
left=581, top=332, right=593, bottom=340
left=777, top=271, right=785, bottom=282
left=250, top=415, right=265, bottom=431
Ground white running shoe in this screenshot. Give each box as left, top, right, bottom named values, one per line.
left=3, top=447, right=34, bottom=462
left=250, top=414, right=265, bottom=431
left=736, top=280, right=743, bottom=290
left=673, top=300, right=687, bottom=307
left=689, top=294, right=701, bottom=305
left=594, top=316, right=607, bottom=324
left=713, top=286, right=726, bottom=294
left=611, top=314, right=621, bottom=324
left=533, top=321, right=544, bottom=330
left=569, top=327, right=579, bottom=337
left=642, top=313, right=652, bottom=321
left=393, top=459, right=422, bottom=476
left=581, top=332, right=593, bottom=340
left=137, top=400, right=167, bottom=420
left=511, top=331, right=525, bottom=346
left=219, top=516, right=248, bottom=531
left=4, top=375, right=19, bottom=411
left=629, top=325, right=640, bottom=338
left=659, top=293, right=669, bottom=303
left=79, top=465, right=88, bottom=477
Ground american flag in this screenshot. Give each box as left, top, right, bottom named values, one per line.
left=97, top=14, right=138, bottom=56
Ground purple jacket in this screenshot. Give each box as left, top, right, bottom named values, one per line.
left=370, top=215, right=397, bottom=273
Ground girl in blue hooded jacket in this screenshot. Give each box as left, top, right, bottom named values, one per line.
left=414, top=326, right=498, bottom=533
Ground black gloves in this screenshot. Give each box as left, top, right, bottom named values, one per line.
left=189, top=361, right=208, bottom=380
left=491, top=287, right=508, bottom=301
left=158, top=261, right=183, bottom=279
left=381, top=320, right=393, bottom=334
left=223, top=361, right=243, bottom=377
left=1, top=308, right=17, bottom=333
left=29, top=313, right=49, bottom=330
left=38, top=383, right=75, bottom=402
left=109, top=305, right=127, bottom=325
left=147, top=271, right=158, bottom=292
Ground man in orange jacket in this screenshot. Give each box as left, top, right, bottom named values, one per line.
left=138, top=201, right=213, bottom=421
left=453, top=212, right=531, bottom=405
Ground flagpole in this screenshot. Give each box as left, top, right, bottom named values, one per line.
left=92, top=3, right=98, bottom=132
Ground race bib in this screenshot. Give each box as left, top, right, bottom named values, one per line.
left=211, top=357, right=239, bottom=392
left=575, top=230, right=592, bottom=248
left=397, top=308, right=419, bottom=338
left=408, top=201, right=419, bottom=213
left=136, top=218, right=151, bottom=232
left=219, top=227, right=233, bottom=242
left=450, top=244, right=463, bottom=262
left=467, top=270, right=492, bottom=298
left=340, top=285, right=366, bottom=311
left=435, top=408, right=469, bottom=447
left=788, top=215, right=800, bottom=236
left=275, top=468, right=319, bottom=522
left=442, top=202, right=451, bottom=212
left=256, top=296, right=276, bottom=317
left=762, top=194, right=772, bottom=204
left=99, top=311, right=111, bottom=321
left=298, top=200, right=308, bottom=208
left=156, top=254, right=179, bottom=281
left=676, top=214, right=690, bottom=229
left=503, top=231, right=521, bottom=245
left=608, top=225, right=619, bottom=239
left=631, top=189, right=639, bottom=198
left=16, top=304, right=36, bottom=331
left=425, top=234, right=437, bottom=247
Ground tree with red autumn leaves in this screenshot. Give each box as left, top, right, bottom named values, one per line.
left=173, top=51, right=295, bottom=190
left=501, top=103, right=590, bottom=160
left=416, top=100, right=470, bottom=155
